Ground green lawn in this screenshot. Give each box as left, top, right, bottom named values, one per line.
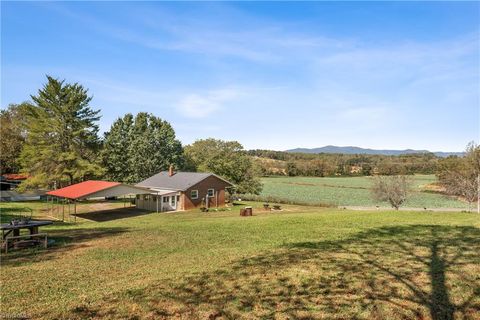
left=1, top=201, right=479, bottom=319
left=259, top=175, right=468, bottom=209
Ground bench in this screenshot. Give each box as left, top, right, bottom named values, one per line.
left=2, top=233, right=48, bottom=253
left=273, top=205, right=282, bottom=211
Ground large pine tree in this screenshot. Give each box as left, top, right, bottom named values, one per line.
left=20, top=76, right=104, bottom=189
left=103, top=112, right=184, bottom=183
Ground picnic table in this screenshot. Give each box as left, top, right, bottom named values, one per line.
left=1, top=220, right=53, bottom=253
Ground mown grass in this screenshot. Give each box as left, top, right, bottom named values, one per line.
left=1, top=201, right=479, bottom=319
left=260, top=175, right=468, bottom=209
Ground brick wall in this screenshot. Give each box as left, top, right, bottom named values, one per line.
left=182, top=175, right=232, bottom=210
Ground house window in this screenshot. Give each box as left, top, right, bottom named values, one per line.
left=136, top=195, right=140, bottom=200
left=170, top=196, right=175, bottom=206
left=191, top=190, right=199, bottom=199
left=176, top=195, right=180, bottom=202
left=152, top=195, right=157, bottom=202
left=163, top=196, right=169, bottom=203
left=207, top=188, right=215, bottom=197
left=145, top=195, right=150, bottom=201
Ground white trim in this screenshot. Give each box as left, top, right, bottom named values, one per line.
left=191, top=189, right=199, bottom=199
left=207, top=188, right=215, bottom=197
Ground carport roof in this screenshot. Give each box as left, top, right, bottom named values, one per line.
left=46, top=180, right=150, bottom=200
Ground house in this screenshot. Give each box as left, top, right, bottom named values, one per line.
left=0, top=173, right=28, bottom=191
left=135, top=167, right=234, bottom=212
left=0, top=174, right=47, bottom=201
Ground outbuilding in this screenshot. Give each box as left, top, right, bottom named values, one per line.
left=46, top=180, right=154, bottom=220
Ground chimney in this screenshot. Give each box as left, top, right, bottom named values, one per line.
left=168, top=165, right=174, bottom=177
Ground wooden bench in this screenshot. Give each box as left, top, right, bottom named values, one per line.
left=273, top=205, right=282, bottom=210
left=2, top=233, right=48, bottom=253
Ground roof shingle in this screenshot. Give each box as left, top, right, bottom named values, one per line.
left=136, top=171, right=233, bottom=191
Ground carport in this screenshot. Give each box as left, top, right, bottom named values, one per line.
left=46, top=180, right=156, bottom=222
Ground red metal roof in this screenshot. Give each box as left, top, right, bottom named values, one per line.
left=2, top=173, right=29, bottom=180
left=46, top=180, right=121, bottom=200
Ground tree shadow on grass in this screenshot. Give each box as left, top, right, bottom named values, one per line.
left=70, top=224, right=480, bottom=320
left=1, top=226, right=129, bottom=266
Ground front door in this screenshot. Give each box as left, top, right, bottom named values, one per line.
left=170, top=195, right=176, bottom=210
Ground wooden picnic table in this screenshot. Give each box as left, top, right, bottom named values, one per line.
left=1, top=220, right=53, bottom=240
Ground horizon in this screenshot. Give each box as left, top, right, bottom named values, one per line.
left=2, top=2, right=479, bottom=152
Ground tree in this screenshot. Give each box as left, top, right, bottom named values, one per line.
left=19, top=76, right=104, bottom=189
left=372, top=175, right=411, bottom=210
left=437, top=142, right=480, bottom=212
left=184, top=139, right=263, bottom=194
left=0, top=103, right=30, bottom=173
left=103, top=112, right=184, bottom=183
left=286, top=161, right=298, bottom=176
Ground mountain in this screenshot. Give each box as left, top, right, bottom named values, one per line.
left=285, top=145, right=464, bottom=157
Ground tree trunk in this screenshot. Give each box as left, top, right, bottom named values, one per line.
left=67, top=173, right=74, bottom=185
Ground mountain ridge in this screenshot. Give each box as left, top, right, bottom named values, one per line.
left=285, top=145, right=464, bottom=157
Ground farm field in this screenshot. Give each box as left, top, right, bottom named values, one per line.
left=1, top=201, right=479, bottom=319
left=259, top=175, right=469, bottom=209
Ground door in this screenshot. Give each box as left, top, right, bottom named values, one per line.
left=170, top=194, right=177, bottom=210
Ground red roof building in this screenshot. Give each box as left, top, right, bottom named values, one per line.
left=2, top=173, right=29, bottom=180
left=46, top=180, right=150, bottom=200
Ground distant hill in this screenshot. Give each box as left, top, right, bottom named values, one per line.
left=286, top=145, right=464, bottom=157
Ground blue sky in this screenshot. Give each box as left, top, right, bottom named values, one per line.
left=2, top=1, right=479, bottom=152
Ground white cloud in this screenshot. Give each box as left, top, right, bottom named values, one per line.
left=176, top=88, right=240, bottom=118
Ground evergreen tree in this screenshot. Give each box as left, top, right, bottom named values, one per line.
left=19, top=76, right=104, bottom=189
left=103, top=112, right=184, bottom=183
left=102, top=114, right=134, bottom=182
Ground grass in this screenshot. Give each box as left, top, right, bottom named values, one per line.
left=1, top=201, right=479, bottom=319
left=259, top=175, right=468, bottom=209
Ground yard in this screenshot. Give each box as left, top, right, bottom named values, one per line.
left=1, top=201, right=479, bottom=319
left=259, top=175, right=469, bottom=209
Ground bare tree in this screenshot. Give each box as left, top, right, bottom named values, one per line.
left=465, top=142, right=480, bottom=213
left=438, top=142, right=479, bottom=213
left=372, top=175, right=411, bottom=210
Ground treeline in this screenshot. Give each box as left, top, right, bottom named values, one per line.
left=0, top=76, right=262, bottom=194
left=248, top=149, right=439, bottom=176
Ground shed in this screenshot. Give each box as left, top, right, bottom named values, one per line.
left=46, top=180, right=155, bottom=221
left=46, top=180, right=150, bottom=200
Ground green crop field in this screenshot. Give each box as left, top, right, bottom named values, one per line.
left=1, top=201, right=479, bottom=319
left=259, top=175, right=469, bottom=209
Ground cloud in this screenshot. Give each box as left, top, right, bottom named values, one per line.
left=176, top=88, right=241, bottom=118
left=42, top=2, right=350, bottom=63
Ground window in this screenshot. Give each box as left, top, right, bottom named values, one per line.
left=207, top=189, right=215, bottom=197
left=152, top=195, right=157, bottom=202
left=191, top=190, right=199, bottom=199
left=171, top=196, right=176, bottom=206
left=145, top=195, right=150, bottom=201
left=176, top=195, right=180, bottom=202
left=163, top=196, right=169, bottom=203
left=136, top=195, right=140, bottom=200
